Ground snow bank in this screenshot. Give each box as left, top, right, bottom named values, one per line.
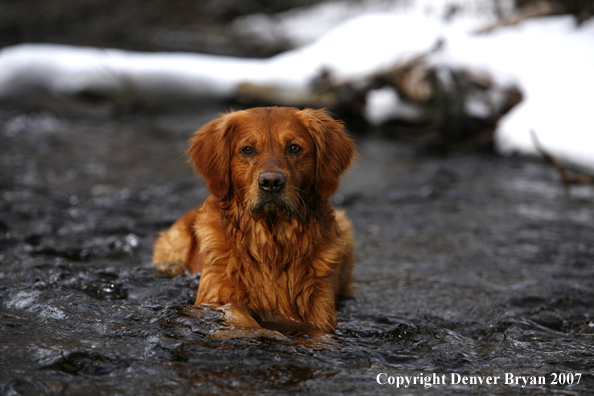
left=0, top=45, right=264, bottom=104
left=0, top=14, right=444, bottom=103
left=265, top=13, right=443, bottom=85
left=430, top=16, right=594, bottom=171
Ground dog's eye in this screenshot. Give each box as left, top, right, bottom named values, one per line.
left=289, top=144, right=301, bottom=154
left=242, top=146, right=254, bottom=155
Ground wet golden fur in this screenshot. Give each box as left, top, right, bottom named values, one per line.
left=152, top=107, right=356, bottom=333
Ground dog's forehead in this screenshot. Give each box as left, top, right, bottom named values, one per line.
left=235, top=110, right=312, bottom=144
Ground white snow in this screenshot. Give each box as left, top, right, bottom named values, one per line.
left=0, top=0, right=593, bottom=171
left=233, top=0, right=513, bottom=48
left=266, top=13, right=443, bottom=85
left=365, top=86, right=427, bottom=125
left=429, top=15, right=594, bottom=171
left=0, top=45, right=264, bottom=104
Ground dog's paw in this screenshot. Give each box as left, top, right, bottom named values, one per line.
left=209, top=327, right=286, bottom=340
left=153, top=261, right=187, bottom=277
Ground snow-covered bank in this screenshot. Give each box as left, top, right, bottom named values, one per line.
left=429, top=15, right=594, bottom=172
left=0, top=14, right=442, bottom=104
left=0, top=45, right=264, bottom=105
left=0, top=9, right=593, bottom=171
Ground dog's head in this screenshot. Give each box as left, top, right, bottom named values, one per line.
left=189, top=107, right=355, bottom=220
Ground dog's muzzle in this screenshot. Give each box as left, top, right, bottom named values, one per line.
left=258, top=171, right=286, bottom=193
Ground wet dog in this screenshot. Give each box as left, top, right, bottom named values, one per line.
left=152, top=107, right=356, bottom=334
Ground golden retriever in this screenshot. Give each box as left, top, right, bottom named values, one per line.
left=152, top=107, right=356, bottom=334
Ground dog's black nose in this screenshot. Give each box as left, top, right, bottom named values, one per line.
left=258, top=171, right=286, bottom=192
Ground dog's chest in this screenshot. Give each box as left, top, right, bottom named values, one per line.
left=230, top=219, right=320, bottom=309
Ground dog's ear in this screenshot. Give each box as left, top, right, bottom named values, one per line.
left=188, top=113, right=237, bottom=198
left=299, top=108, right=356, bottom=199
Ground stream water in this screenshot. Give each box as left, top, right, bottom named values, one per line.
left=1, top=106, right=593, bottom=395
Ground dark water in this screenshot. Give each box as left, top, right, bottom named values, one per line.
left=1, top=106, right=593, bottom=395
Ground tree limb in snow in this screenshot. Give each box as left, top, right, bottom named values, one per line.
left=475, top=1, right=565, bottom=35
left=531, top=130, right=594, bottom=190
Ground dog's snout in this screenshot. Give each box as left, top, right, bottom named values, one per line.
left=258, top=171, right=286, bottom=192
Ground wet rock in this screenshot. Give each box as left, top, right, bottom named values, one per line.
left=41, top=352, right=129, bottom=376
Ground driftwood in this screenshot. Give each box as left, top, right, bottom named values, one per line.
left=235, top=82, right=336, bottom=108
left=370, top=40, right=445, bottom=104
